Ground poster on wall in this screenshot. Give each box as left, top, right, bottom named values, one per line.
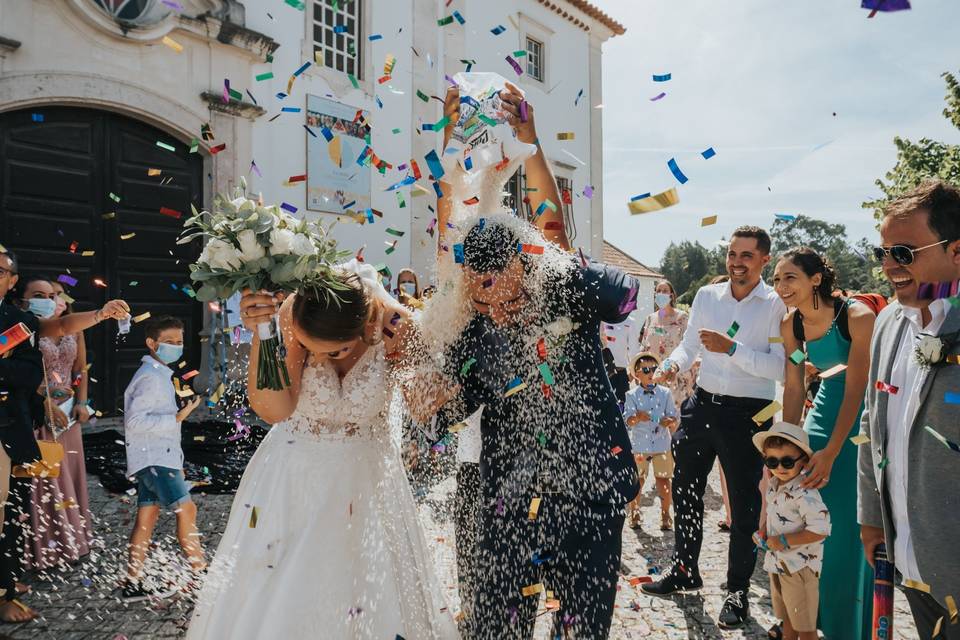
left=306, top=94, right=371, bottom=214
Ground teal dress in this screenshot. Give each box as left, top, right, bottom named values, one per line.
left=802, top=301, right=873, bottom=640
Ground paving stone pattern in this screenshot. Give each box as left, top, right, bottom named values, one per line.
left=8, top=466, right=917, bottom=640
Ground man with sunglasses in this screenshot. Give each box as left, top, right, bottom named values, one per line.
left=643, top=226, right=787, bottom=630
left=858, top=179, right=960, bottom=640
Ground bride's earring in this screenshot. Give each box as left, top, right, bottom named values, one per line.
left=812, top=288, right=819, bottom=310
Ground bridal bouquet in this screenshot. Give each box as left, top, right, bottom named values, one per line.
left=180, top=177, right=349, bottom=390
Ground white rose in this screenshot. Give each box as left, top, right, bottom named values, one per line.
left=236, top=229, right=266, bottom=264
left=200, top=238, right=242, bottom=270
left=545, top=317, right=575, bottom=337
left=269, top=228, right=296, bottom=255
left=916, top=335, right=945, bottom=365
left=290, top=233, right=318, bottom=256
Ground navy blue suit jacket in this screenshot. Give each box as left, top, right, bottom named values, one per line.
left=441, top=259, right=641, bottom=508
left=0, top=302, right=43, bottom=465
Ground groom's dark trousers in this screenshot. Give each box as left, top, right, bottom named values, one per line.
left=473, top=495, right=624, bottom=639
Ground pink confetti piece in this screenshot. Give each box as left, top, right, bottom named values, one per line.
left=650, top=92, right=667, bottom=101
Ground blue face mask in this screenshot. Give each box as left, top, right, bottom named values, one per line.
left=654, top=292, right=673, bottom=308
left=155, top=342, right=184, bottom=364
left=27, top=297, right=57, bottom=319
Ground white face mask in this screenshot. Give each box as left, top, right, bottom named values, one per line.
left=399, top=282, right=417, bottom=297
left=654, top=292, right=672, bottom=308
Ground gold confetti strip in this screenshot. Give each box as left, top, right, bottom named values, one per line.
left=81, top=250, right=95, bottom=257
left=752, top=400, right=781, bottom=425
left=448, top=421, right=468, bottom=433
left=161, top=35, right=183, bottom=53
left=54, top=498, right=76, bottom=511
left=249, top=506, right=258, bottom=528
left=904, top=579, right=931, bottom=593
left=120, top=232, right=136, bottom=240
left=849, top=434, right=871, bottom=446
left=193, top=435, right=206, bottom=442
left=528, top=497, right=541, bottom=521
left=768, top=336, right=784, bottom=343
left=934, top=617, right=943, bottom=638
left=945, top=595, right=957, bottom=624
left=701, top=215, right=718, bottom=227
left=147, top=168, right=162, bottom=176
left=132, top=311, right=151, bottom=323
left=556, top=132, right=575, bottom=140
left=521, top=582, right=544, bottom=597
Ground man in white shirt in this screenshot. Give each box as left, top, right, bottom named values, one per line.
left=858, top=180, right=960, bottom=640
left=642, top=227, right=787, bottom=630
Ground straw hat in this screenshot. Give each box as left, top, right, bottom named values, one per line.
left=629, top=351, right=660, bottom=372
left=752, top=421, right=813, bottom=458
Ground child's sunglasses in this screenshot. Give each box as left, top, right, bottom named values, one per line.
left=636, top=366, right=657, bottom=374
left=763, top=455, right=804, bottom=470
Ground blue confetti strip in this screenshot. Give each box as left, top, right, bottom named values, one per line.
left=653, top=73, right=672, bottom=82
left=368, top=34, right=382, bottom=41
left=701, top=147, right=716, bottom=159
left=424, top=149, right=445, bottom=180
left=453, top=244, right=465, bottom=263
left=491, top=25, right=506, bottom=35
left=452, top=10, right=465, bottom=24
left=630, top=193, right=651, bottom=202
left=667, top=158, right=689, bottom=184
left=281, top=106, right=301, bottom=113
left=292, top=62, right=311, bottom=77
left=320, top=126, right=334, bottom=142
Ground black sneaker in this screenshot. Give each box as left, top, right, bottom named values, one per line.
left=718, top=590, right=749, bottom=629
left=121, top=581, right=177, bottom=603
left=639, top=565, right=703, bottom=597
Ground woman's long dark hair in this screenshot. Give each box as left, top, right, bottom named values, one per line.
left=780, top=246, right=838, bottom=304
left=292, top=272, right=371, bottom=342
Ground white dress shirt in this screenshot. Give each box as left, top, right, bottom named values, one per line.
left=623, top=384, right=677, bottom=453
left=124, top=355, right=184, bottom=477
left=885, top=298, right=950, bottom=584
left=667, top=280, right=787, bottom=400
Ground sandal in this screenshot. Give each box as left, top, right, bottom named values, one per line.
left=629, top=512, right=642, bottom=530
left=0, top=599, right=38, bottom=624
left=718, top=521, right=731, bottom=532
left=660, top=513, right=673, bottom=531
left=767, top=622, right=783, bottom=640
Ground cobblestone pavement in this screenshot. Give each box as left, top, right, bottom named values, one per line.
left=8, top=466, right=918, bottom=640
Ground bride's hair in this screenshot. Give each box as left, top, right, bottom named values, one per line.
left=292, top=272, right=372, bottom=341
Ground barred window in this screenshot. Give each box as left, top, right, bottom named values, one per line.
left=526, top=36, right=544, bottom=82
left=555, top=175, right=577, bottom=241
left=312, top=0, right=362, bottom=78
left=504, top=169, right=527, bottom=219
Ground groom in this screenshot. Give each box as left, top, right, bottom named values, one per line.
left=858, top=180, right=960, bottom=639
left=430, top=219, right=640, bottom=639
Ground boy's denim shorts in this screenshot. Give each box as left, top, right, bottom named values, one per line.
left=135, top=466, right=192, bottom=509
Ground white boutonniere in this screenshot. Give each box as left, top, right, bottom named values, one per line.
left=914, top=332, right=958, bottom=368
left=544, top=317, right=578, bottom=338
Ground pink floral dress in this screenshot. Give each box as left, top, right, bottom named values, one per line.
left=639, top=309, right=698, bottom=411
left=26, top=334, right=93, bottom=569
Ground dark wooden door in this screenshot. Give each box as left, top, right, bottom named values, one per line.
left=0, top=108, right=203, bottom=414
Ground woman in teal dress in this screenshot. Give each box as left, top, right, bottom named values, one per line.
left=773, top=247, right=876, bottom=640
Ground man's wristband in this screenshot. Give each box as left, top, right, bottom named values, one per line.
left=779, top=534, right=790, bottom=550
left=726, top=342, right=738, bottom=357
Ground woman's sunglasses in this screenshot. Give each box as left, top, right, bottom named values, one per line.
left=872, top=239, right=947, bottom=266
left=763, top=455, right=805, bottom=470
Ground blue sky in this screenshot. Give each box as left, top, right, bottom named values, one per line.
left=600, top=0, right=960, bottom=267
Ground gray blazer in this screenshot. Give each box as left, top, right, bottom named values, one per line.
left=858, top=301, right=960, bottom=606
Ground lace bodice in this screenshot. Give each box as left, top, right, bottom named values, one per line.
left=281, top=343, right=394, bottom=440
left=39, top=334, right=77, bottom=389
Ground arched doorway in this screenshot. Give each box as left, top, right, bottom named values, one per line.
left=0, top=107, right=204, bottom=414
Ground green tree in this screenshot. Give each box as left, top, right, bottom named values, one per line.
left=863, top=71, right=960, bottom=220
left=658, top=240, right=714, bottom=296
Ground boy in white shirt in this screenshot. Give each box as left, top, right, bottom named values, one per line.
left=122, top=316, right=204, bottom=601
left=623, top=353, right=678, bottom=531
left=752, top=422, right=831, bottom=640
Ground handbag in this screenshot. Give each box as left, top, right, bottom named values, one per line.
left=12, top=357, right=65, bottom=479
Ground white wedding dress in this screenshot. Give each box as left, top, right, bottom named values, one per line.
left=186, top=342, right=458, bottom=639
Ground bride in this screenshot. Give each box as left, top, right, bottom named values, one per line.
left=186, top=260, right=458, bottom=639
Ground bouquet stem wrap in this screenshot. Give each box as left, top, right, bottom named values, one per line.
left=256, top=315, right=291, bottom=391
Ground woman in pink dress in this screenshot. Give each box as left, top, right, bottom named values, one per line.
left=17, top=276, right=94, bottom=570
